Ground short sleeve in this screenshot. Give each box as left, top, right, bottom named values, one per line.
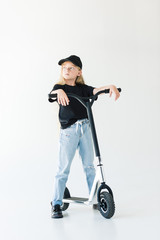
left=84, top=84, right=95, bottom=96
left=51, top=84, right=62, bottom=92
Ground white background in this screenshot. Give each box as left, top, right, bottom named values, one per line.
left=0, top=0, right=160, bottom=240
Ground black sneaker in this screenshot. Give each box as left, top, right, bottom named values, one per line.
left=51, top=202, right=63, bottom=218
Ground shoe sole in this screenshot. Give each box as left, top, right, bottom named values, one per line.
left=51, top=215, right=63, bottom=219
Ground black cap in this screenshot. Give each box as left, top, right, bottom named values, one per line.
left=58, top=55, right=82, bottom=69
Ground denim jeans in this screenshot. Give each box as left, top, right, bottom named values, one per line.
left=52, top=118, right=96, bottom=206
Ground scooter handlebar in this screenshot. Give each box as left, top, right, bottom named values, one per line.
left=48, top=88, right=121, bottom=103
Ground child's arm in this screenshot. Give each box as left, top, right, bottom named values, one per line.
left=93, top=85, right=120, bottom=101
left=50, top=89, right=70, bottom=106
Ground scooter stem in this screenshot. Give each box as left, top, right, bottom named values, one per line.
left=86, top=101, right=101, bottom=158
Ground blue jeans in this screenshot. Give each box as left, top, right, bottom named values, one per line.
left=52, top=118, right=96, bottom=206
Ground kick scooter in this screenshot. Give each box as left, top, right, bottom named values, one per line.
left=48, top=87, right=121, bottom=219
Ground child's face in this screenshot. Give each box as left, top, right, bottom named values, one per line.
left=61, top=61, right=82, bottom=81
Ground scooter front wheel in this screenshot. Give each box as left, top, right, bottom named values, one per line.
left=99, top=191, right=115, bottom=219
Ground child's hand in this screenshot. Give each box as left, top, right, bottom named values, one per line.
left=109, top=85, right=120, bottom=101
left=57, top=89, right=70, bottom=106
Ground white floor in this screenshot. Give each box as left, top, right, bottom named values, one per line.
left=1, top=154, right=160, bottom=240
left=1, top=185, right=160, bottom=240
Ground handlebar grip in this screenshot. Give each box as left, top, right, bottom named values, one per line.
left=49, top=93, right=57, bottom=98
left=48, top=93, right=57, bottom=102
left=104, top=88, right=121, bottom=94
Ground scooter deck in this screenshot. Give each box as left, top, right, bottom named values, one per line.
left=63, top=197, right=88, bottom=204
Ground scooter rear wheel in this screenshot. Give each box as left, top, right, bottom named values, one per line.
left=99, top=191, right=115, bottom=219
left=61, top=187, right=70, bottom=211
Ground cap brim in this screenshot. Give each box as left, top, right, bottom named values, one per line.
left=58, top=58, right=72, bottom=65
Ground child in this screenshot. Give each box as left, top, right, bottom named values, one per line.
left=49, top=55, right=120, bottom=218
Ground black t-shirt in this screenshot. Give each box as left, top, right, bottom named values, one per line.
left=49, top=83, right=95, bottom=129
